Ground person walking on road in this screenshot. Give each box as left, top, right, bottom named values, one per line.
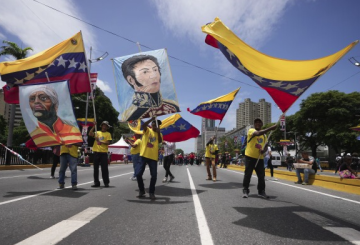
left=162, top=141, right=176, bottom=183
left=205, top=136, right=218, bottom=182
left=136, top=117, right=163, bottom=200
left=58, top=144, right=81, bottom=190
left=316, top=157, right=323, bottom=172
left=89, top=121, right=112, bottom=188
left=243, top=118, right=277, bottom=199
left=125, top=134, right=142, bottom=181
left=264, top=146, right=277, bottom=181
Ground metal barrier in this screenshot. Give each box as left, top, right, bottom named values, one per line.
left=0, top=146, right=54, bottom=165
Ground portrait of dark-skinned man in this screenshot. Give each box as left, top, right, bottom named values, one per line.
left=28, top=85, right=82, bottom=147
left=121, top=54, right=180, bottom=121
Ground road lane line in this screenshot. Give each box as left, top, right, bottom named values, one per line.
left=324, top=227, right=360, bottom=245
left=0, top=172, right=133, bottom=206
left=222, top=168, right=360, bottom=205
left=294, top=212, right=360, bottom=245
left=186, top=168, right=214, bottom=245
left=15, top=207, right=107, bottom=245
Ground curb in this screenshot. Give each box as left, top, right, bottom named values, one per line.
left=226, top=165, right=360, bottom=196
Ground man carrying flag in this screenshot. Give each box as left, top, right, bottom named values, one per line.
left=242, top=119, right=277, bottom=199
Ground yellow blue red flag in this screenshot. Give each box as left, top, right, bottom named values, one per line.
left=187, top=88, right=240, bottom=122
left=0, top=32, right=91, bottom=104
left=128, top=119, right=145, bottom=135
left=160, top=114, right=200, bottom=142
left=202, top=18, right=358, bottom=113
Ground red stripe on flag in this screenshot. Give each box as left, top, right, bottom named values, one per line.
left=190, top=110, right=225, bottom=121
left=262, top=87, right=298, bottom=113
left=205, top=35, right=219, bottom=49
left=163, top=126, right=200, bottom=142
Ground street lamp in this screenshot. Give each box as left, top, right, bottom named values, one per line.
left=349, top=57, right=360, bottom=67
left=287, top=131, right=298, bottom=159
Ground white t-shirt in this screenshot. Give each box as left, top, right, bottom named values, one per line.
left=264, top=146, right=271, bottom=158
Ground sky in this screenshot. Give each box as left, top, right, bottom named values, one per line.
left=0, top=0, right=360, bottom=153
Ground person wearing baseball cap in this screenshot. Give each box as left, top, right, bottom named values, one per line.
left=242, top=117, right=277, bottom=199
left=89, top=120, right=112, bottom=187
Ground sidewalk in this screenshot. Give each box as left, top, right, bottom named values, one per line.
left=226, top=165, right=360, bottom=196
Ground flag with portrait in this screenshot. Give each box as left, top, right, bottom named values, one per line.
left=19, top=80, right=83, bottom=147
left=112, top=49, right=180, bottom=122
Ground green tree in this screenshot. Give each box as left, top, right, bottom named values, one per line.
left=0, top=115, right=7, bottom=144
left=0, top=40, right=33, bottom=148
left=12, top=120, right=30, bottom=146
left=292, top=91, right=360, bottom=157
left=175, top=149, right=184, bottom=155
left=72, top=87, right=125, bottom=145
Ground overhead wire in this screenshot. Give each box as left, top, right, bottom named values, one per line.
left=32, top=0, right=260, bottom=89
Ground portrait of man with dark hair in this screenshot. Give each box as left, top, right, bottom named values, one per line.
left=116, top=51, right=180, bottom=122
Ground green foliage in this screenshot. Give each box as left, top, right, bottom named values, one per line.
left=175, top=149, right=184, bottom=155
left=72, top=87, right=122, bottom=145
left=289, top=91, right=360, bottom=157
left=0, top=115, right=7, bottom=144
left=0, top=40, right=33, bottom=59
left=12, top=120, right=30, bottom=146
left=217, top=136, right=238, bottom=156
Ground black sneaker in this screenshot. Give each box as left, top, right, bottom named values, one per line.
left=137, top=191, right=146, bottom=198
left=58, top=184, right=64, bottom=189
left=258, top=191, right=269, bottom=199
left=91, top=184, right=100, bottom=188
left=149, top=193, right=156, bottom=200
left=242, top=189, right=249, bottom=198
left=104, top=184, right=110, bottom=187
left=294, top=181, right=302, bottom=184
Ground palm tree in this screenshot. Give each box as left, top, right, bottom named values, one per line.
left=0, top=40, right=33, bottom=152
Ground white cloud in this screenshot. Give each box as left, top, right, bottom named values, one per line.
left=0, top=0, right=97, bottom=55
left=151, top=0, right=291, bottom=48
left=96, top=78, right=112, bottom=93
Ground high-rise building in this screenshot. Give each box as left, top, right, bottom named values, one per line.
left=0, top=89, right=22, bottom=127
left=236, top=98, right=271, bottom=128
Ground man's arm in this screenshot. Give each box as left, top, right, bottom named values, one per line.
left=252, top=124, right=277, bottom=137
left=298, top=158, right=314, bottom=165
left=142, top=117, right=155, bottom=133
left=89, top=123, right=96, bottom=137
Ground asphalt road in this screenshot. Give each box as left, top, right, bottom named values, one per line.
left=0, top=164, right=360, bottom=245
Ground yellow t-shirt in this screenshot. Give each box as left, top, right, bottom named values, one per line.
left=60, top=145, right=79, bottom=158
left=140, top=128, right=163, bottom=161
left=130, top=139, right=141, bottom=155
left=245, top=128, right=266, bottom=159
left=92, top=131, right=112, bottom=153
left=205, top=144, right=218, bottom=158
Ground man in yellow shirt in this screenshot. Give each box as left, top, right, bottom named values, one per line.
left=89, top=121, right=112, bottom=188
left=243, top=118, right=277, bottom=199
left=58, top=143, right=81, bottom=190
left=205, top=136, right=219, bottom=182
left=136, top=117, right=163, bottom=200
left=125, top=134, right=142, bottom=181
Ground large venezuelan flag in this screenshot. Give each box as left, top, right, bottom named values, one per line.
left=0, top=32, right=91, bottom=104
left=160, top=114, right=199, bottom=142
left=187, top=88, right=240, bottom=122
left=202, top=18, right=358, bottom=113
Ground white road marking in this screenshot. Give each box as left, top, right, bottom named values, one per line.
left=324, top=227, right=360, bottom=245
left=294, top=212, right=360, bottom=245
left=222, top=168, right=360, bottom=205
left=0, top=172, right=134, bottom=206
left=15, top=207, right=107, bottom=245
left=186, top=168, right=214, bottom=245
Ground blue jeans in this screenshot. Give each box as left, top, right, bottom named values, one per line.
left=136, top=157, right=158, bottom=194
left=317, top=161, right=323, bottom=171
left=296, top=168, right=315, bottom=183
left=264, top=157, right=270, bottom=168
left=132, top=153, right=140, bottom=178
left=59, top=154, right=78, bottom=185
